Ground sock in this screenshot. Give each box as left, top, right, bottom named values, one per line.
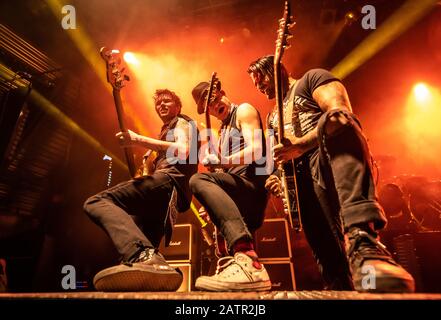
left=232, top=238, right=262, bottom=269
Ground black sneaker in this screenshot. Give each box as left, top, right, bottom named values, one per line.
left=347, top=227, right=415, bottom=293
left=93, top=248, right=183, bottom=292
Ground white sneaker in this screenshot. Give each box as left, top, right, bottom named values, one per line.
left=195, top=252, right=272, bottom=292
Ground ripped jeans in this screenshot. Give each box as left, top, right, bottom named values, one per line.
left=295, top=109, right=387, bottom=289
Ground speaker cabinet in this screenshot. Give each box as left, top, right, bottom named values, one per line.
left=255, top=219, right=292, bottom=260
left=169, top=263, right=192, bottom=292
left=159, top=224, right=197, bottom=291
left=159, top=224, right=193, bottom=263
left=261, top=259, right=296, bottom=291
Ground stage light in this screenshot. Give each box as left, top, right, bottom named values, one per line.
left=346, top=12, right=355, bottom=20
left=220, top=37, right=225, bottom=44
left=332, top=0, right=438, bottom=79
left=344, top=11, right=357, bottom=26
left=123, top=52, right=139, bottom=66
left=413, top=83, right=430, bottom=103
left=47, top=0, right=151, bottom=140
left=405, top=83, right=441, bottom=138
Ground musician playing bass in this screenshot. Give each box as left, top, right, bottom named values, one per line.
left=83, top=89, right=199, bottom=292
left=247, top=55, right=414, bottom=293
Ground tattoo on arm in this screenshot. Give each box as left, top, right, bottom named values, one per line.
left=312, top=80, right=352, bottom=113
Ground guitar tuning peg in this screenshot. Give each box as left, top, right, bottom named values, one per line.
left=283, top=44, right=291, bottom=50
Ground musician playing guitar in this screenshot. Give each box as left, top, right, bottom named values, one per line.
left=189, top=77, right=272, bottom=292
left=247, top=1, right=414, bottom=293
left=83, top=49, right=199, bottom=292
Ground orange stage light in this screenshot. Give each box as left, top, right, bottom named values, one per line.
left=404, top=83, right=441, bottom=161
left=413, top=82, right=430, bottom=103
left=123, top=52, right=139, bottom=66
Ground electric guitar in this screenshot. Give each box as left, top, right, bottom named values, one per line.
left=274, top=1, right=302, bottom=231
left=201, top=72, right=229, bottom=256
left=100, top=47, right=137, bottom=178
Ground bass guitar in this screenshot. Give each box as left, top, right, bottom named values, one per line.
left=100, top=47, right=137, bottom=178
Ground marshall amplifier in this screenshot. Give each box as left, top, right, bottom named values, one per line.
left=169, top=263, right=192, bottom=292
left=158, top=224, right=193, bottom=263
left=261, top=259, right=296, bottom=291
left=255, top=218, right=292, bottom=260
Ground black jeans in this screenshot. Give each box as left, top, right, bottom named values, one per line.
left=189, top=172, right=268, bottom=253
left=83, top=172, right=174, bottom=261
left=296, top=109, right=387, bottom=290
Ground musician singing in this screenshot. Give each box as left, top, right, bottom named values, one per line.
left=247, top=55, right=415, bottom=293
left=189, top=80, right=271, bottom=291
left=83, top=89, right=198, bottom=292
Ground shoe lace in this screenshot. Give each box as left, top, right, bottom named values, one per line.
left=214, top=255, right=256, bottom=283
left=215, top=256, right=235, bottom=275
left=123, top=241, right=157, bottom=264
left=348, top=230, right=392, bottom=261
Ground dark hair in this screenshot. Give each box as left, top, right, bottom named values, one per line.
left=247, top=54, right=288, bottom=80
left=153, top=89, right=182, bottom=110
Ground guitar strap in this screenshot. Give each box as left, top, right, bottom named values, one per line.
left=268, top=79, right=299, bottom=139
left=283, top=79, right=299, bottom=135
left=164, top=186, right=178, bottom=247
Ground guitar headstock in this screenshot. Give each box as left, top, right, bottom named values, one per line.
left=204, top=72, right=221, bottom=113
left=275, top=1, right=296, bottom=64
left=100, top=47, right=130, bottom=91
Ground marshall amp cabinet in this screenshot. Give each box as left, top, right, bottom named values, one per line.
left=169, top=263, right=192, bottom=292
left=255, top=218, right=292, bottom=260
left=260, top=260, right=296, bottom=291
left=256, top=219, right=296, bottom=290
left=158, top=224, right=195, bottom=291
left=158, top=224, right=193, bottom=263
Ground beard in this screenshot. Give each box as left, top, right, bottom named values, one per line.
left=264, top=87, right=276, bottom=99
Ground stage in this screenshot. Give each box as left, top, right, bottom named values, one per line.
left=1, top=290, right=441, bottom=300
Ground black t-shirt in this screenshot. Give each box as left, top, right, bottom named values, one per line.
left=292, top=68, right=340, bottom=137
left=269, top=68, right=340, bottom=138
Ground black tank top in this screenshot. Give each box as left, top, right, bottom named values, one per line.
left=154, top=114, right=199, bottom=211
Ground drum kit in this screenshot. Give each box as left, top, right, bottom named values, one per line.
left=378, top=173, right=441, bottom=234
left=374, top=156, right=441, bottom=292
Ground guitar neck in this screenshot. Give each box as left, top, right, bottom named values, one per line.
left=274, top=61, right=285, bottom=141
left=113, top=88, right=128, bottom=132
left=112, top=88, right=137, bottom=178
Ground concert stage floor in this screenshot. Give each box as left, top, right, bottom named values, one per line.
left=1, top=291, right=441, bottom=300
